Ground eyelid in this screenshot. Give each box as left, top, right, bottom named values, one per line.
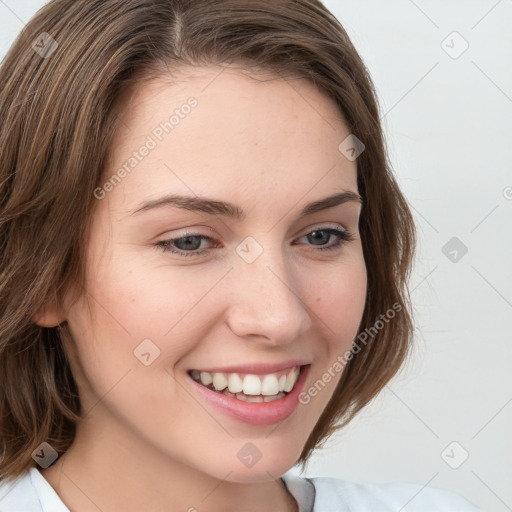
left=299, top=221, right=349, bottom=234
left=159, top=222, right=350, bottom=240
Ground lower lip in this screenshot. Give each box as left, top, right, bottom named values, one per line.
left=188, top=365, right=310, bottom=426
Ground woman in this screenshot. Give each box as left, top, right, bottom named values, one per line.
left=0, top=0, right=481, bottom=510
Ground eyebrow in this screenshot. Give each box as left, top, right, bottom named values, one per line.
left=129, top=190, right=362, bottom=220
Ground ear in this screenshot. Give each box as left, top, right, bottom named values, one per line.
left=32, top=301, right=67, bottom=328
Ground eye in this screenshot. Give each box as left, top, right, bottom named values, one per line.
left=295, top=227, right=355, bottom=252
left=155, top=232, right=216, bottom=257
left=155, top=227, right=355, bottom=257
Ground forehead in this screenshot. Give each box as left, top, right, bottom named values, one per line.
left=102, top=65, right=358, bottom=218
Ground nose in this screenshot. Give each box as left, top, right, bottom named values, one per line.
left=223, top=244, right=312, bottom=345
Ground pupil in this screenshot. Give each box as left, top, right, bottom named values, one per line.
left=176, top=236, right=201, bottom=251
left=309, top=230, right=328, bottom=245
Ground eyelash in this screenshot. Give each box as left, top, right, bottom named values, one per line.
left=155, top=227, right=355, bottom=257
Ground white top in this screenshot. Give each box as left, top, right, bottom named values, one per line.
left=0, top=466, right=482, bottom=511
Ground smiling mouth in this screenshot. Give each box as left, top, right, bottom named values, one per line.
left=187, top=365, right=304, bottom=403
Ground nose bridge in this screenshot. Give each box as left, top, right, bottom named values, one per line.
left=224, top=237, right=312, bottom=342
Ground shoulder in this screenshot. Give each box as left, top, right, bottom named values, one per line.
left=0, top=467, right=69, bottom=512
left=309, top=475, right=482, bottom=512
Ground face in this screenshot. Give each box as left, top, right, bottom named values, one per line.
left=52, top=66, right=367, bottom=482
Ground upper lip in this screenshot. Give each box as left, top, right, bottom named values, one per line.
left=188, top=360, right=311, bottom=375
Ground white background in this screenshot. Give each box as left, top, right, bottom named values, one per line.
left=1, top=1, right=510, bottom=511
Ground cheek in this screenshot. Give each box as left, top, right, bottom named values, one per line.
left=83, top=255, right=217, bottom=345
left=299, top=257, right=367, bottom=406
left=63, top=262, right=205, bottom=433
left=312, top=257, right=367, bottom=345
left=67, top=256, right=235, bottom=418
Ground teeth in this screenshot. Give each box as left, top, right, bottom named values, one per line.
left=243, top=374, right=262, bottom=395
left=263, top=392, right=286, bottom=402
left=261, top=374, right=279, bottom=395
left=246, top=394, right=264, bottom=403
left=219, top=388, right=286, bottom=402
left=191, top=366, right=301, bottom=396
left=199, top=371, right=213, bottom=386
left=212, top=372, right=228, bottom=391
left=228, top=373, right=243, bottom=393
left=284, top=367, right=300, bottom=392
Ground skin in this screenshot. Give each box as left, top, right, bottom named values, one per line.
left=34, top=65, right=367, bottom=512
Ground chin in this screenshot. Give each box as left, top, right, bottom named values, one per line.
left=218, top=464, right=292, bottom=483
left=197, top=439, right=302, bottom=483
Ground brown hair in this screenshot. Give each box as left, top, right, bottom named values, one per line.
left=0, top=0, right=416, bottom=481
